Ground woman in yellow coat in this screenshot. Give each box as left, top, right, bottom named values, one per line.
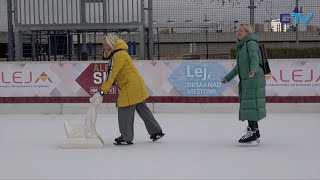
left=100, top=33, right=164, bottom=145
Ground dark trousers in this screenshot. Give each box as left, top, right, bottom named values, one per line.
left=248, top=120, right=259, bottom=130
left=118, top=101, right=162, bottom=141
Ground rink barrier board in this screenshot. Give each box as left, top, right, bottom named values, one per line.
left=0, top=96, right=320, bottom=103
left=1, top=59, right=320, bottom=101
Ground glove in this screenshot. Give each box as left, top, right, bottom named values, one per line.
left=99, top=90, right=104, bottom=96
left=220, top=78, right=228, bottom=84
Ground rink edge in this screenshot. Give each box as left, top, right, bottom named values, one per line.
left=0, top=96, right=319, bottom=114
left=1, top=96, right=320, bottom=103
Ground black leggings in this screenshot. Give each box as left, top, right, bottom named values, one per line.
left=248, top=121, right=259, bottom=130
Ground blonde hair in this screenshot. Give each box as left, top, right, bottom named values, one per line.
left=239, top=24, right=255, bottom=34
left=103, top=33, right=119, bottom=49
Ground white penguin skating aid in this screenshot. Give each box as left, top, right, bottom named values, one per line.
left=62, top=92, right=104, bottom=149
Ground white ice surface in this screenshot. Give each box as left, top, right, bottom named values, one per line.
left=0, top=113, right=319, bottom=179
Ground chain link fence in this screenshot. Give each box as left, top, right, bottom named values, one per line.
left=0, top=0, right=320, bottom=61
left=0, top=0, right=8, bottom=60
left=0, top=0, right=7, bottom=32
left=152, top=0, right=320, bottom=60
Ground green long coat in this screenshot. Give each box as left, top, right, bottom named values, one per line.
left=224, top=33, right=266, bottom=121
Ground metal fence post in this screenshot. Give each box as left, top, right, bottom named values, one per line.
left=148, top=0, right=154, bottom=60
left=248, top=0, right=256, bottom=26
left=296, top=0, right=299, bottom=47
left=7, top=0, right=14, bottom=61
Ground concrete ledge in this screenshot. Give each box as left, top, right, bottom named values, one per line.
left=0, top=103, right=319, bottom=114
left=61, top=103, right=118, bottom=114
left=0, top=103, right=62, bottom=114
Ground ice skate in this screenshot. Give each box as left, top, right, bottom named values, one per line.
left=256, top=129, right=260, bottom=143
left=114, top=135, right=133, bottom=145
left=150, top=131, right=165, bottom=141
left=238, top=127, right=259, bottom=147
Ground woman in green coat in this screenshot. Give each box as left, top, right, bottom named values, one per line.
left=221, top=24, right=266, bottom=146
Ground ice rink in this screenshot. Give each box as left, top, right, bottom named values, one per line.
left=0, top=113, right=320, bottom=179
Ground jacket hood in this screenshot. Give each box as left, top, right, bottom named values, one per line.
left=103, top=39, right=128, bottom=59
left=113, top=39, right=128, bottom=51
left=237, top=32, right=259, bottom=49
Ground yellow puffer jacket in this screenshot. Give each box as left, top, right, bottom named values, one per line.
left=101, top=39, right=149, bottom=107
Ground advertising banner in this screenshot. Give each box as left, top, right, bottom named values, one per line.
left=0, top=59, right=319, bottom=101
left=264, top=60, right=320, bottom=96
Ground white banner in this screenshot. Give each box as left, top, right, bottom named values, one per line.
left=0, top=59, right=319, bottom=97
